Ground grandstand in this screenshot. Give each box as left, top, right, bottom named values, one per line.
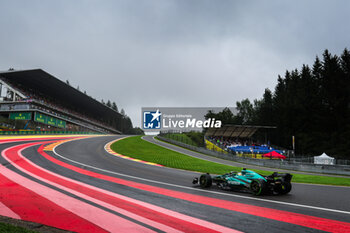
left=205, top=125, right=275, bottom=138
left=0, top=69, right=123, bottom=134
left=205, top=125, right=285, bottom=157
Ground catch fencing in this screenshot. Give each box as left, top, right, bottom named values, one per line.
left=157, top=136, right=350, bottom=176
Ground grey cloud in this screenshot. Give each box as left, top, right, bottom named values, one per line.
left=0, top=0, right=349, bottom=127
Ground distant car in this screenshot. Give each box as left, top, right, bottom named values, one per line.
left=193, top=168, right=292, bottom=195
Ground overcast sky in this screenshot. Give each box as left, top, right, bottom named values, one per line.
left=1, top=0, right=349, bottom=127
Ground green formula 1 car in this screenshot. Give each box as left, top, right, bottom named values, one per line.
left=193, top=168, right=292, bottom=195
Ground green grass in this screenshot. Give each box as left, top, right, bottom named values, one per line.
left=111, top=136, right=350, bottom=186
left=111, top=136, right=239, bottom=174
left=162, top=133, right=199, bottom=146
left=0, top=222, right=36, bottom=233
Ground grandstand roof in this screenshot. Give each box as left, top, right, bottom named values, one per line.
left=205, top=125, right=276, bottom=138
left=0, top=69, right=122, bottom=126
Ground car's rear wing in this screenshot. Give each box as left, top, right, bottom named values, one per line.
left=269, top=172, right=293, bottom=182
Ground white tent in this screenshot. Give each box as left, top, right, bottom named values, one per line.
left=314, top=152, right=335, bottom=165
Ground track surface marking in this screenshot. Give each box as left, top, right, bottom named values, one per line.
left=0, top=135, right=349, bottom=232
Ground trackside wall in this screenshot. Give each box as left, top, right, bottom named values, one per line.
left=157, top=136, right=350, bottom=176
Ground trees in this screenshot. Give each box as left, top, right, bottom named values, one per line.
left=268, top=49, right=350, bottom=157
left=112, top=102, right=118, bottom=112
left=120, top=108, right=125, bottom=116
left=255, top=88, right=274, bottom=126
left=208, top=49, right=350, bottom=158
left=236, top=99, right=254, bottom=124
left=106, top=100, right=112, bottom=108
left=204, top=107, right=241, bottom=125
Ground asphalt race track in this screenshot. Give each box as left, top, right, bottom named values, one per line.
left=0, top=135, right=350, bottom=233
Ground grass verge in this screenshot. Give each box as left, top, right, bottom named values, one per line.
left=161, top=133, right=198, bottom=146
left=0, top=222, right=37, bottom=233
left=111, top=136, right=350, bottom=186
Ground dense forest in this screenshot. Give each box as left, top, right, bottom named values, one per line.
left=206, top=49, right=350, bottom=159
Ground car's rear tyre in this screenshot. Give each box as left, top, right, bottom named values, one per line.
left=274, top=179, right=292, bottom=194
left=199, top=173, right=212, bottom=188
left=250, top=179, right=266, bottom=195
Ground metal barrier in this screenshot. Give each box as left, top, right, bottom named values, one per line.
left=157, top=136, right=350, bottom=176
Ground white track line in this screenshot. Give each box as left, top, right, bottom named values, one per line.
left=0, top=201, right=21, bottom=219
left=147, top=136, right=350, bottom=187
left=50, top=137, right=350, bottom=216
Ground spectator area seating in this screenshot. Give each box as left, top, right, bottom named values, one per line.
left=227, top=145, right=283, bottom=154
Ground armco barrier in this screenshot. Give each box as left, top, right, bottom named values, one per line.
left=156, top=136, right=350, bottom=176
